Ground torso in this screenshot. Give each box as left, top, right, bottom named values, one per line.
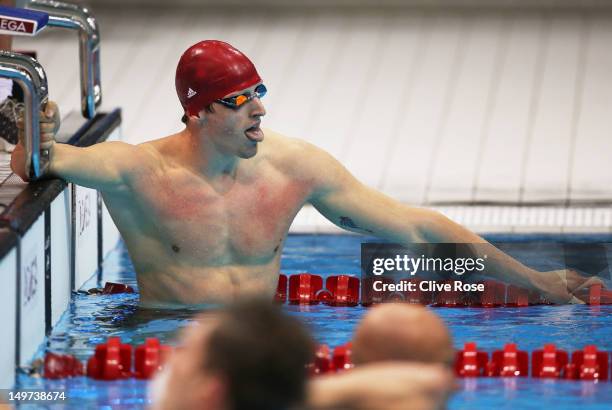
left=102, top=131, right=314, bottom=307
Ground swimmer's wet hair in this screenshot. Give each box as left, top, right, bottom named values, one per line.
left=204, top=298, right=314, bottom=410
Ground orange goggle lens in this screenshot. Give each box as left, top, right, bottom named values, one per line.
left=235, top=95, right=248, bottom=106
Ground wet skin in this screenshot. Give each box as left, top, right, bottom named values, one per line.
left=11, top=92, right=603, bottom=306
left=103, top=130, right=315, bottom=306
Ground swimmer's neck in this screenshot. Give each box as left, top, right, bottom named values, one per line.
left=179, top=128, right=241, bottom=180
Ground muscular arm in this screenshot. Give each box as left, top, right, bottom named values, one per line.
left=301, top=142, right=599, bottom=303
left=46, top=140, right=140, bottom=192
left=11, top=138, right=143, bottom=192
left=11, top=101, right=146, bottom=192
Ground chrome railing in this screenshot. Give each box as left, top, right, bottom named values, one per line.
left=24, top=0, right=102, bottom=119
left=0, top=51, right=49, bottom=179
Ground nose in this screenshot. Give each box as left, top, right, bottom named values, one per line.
left=250, top=96, right=266, bottom=118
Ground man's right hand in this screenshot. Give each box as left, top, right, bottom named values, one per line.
left=531, top=268, right=604, bottom=304
left=11, top=101, right=60, bottom=181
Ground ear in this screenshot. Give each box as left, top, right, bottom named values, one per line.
left=187, top=112, right=202, bottom=123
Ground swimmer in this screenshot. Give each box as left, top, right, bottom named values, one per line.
left=11, top=40, right=601, bottom=307
left=307, top=304, right=455, bottom=410
left=352, top=303, right=454, bottom=366
left=149, top=298, right=314, bottom=410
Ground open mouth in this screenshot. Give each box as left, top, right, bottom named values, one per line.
left=245, top=123, right=263, bottom=142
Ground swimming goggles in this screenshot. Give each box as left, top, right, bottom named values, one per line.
left=216, top=84, right=267, bottom=109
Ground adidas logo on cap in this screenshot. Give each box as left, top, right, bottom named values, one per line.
left=187, top=88, right=197, bottom=98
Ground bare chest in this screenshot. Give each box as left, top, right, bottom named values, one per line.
left=138, top=170, right=310, bottom=263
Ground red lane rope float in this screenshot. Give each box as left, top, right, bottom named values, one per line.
left=87, top=337, right=133, bottom=380
left=134, top=338, right=173, bottom=380
left=324, top=276, right=360, bottom=307
left=43, top=352, right=84, bottom=379
left=43, top=338, right=610, bottom=383
left=506, top=285, right=530, bottom=307
left=455, top=342, right=488, bottom=377
left=276, top=273, right=610, bottom=307
left=332, top=342, right=354, bottom=371
left=275, top=274, right=287, bottom=303
left=289, top=274, right=323, bottom=305
left=98, top=275, right=610, bottom=308
left=488, top=343, right=529, bottom=377
left=361, top=276, right=394, bottom=306
left=532, top=344, right=568, bottom=378
left=310, top=342, right=353, bottom=375
left=43, top=337, right=172, bottom=381
left=311, top=344, right=333, bottom=375
left=566, top=345, right=609, bottom=381
left=102, top=282, right=135, bottom=294
left=311, top=341, right=612, bottom=382
left=589, top=283, right=612, bottom=305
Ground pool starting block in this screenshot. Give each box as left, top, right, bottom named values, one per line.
left=0, top=5, right=48, bottom=36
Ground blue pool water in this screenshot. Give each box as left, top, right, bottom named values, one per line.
left=16, top=234, right=612, bottom=409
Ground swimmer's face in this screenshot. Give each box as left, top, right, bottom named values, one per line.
left=152, top=315, right=226, bottom=410
left=198, top=83, right=266, bottom=159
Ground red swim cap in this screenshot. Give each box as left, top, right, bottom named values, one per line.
left=175, top=40, right=262, bottom=116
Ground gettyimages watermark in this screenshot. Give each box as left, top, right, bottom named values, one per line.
left=360, top=242, right=611, bottom=304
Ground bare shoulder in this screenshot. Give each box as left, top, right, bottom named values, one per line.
left=262, top=129, right=343, bottom=179
left=134, top=135, right=179, bottom=171
left=92, top=136, right=174, bottom=185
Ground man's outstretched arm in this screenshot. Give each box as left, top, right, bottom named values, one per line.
left=11, top=101, right=142, bottom=193
left=303, top=143, right=600, bottom=303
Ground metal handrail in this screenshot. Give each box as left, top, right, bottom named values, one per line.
left=24, top=0, right=102, bottom=119
left=0, top=51, right=49, bottom=179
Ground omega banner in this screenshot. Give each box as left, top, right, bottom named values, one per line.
left=360, top=242, right=611, bottom=304
left=0, top=17, right=34, bottom=34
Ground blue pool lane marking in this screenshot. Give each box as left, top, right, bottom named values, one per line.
left=0, top=5, right=48, bottom=36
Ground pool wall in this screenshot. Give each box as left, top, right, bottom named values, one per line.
left=0, top=109, right=122, bottom=389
